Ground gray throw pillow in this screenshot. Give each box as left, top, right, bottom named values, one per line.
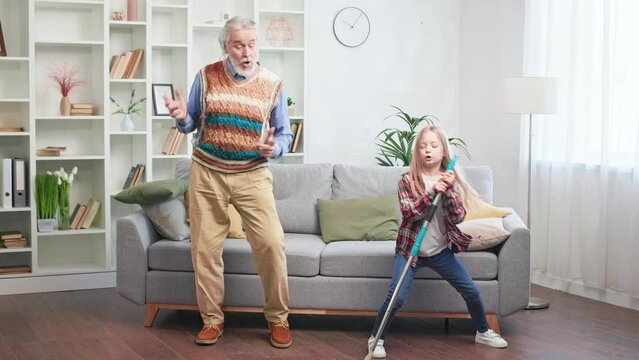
left=141, top=197, right=190, bottom=241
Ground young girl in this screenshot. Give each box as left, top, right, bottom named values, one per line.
left=367, top=126, right=507, bottom=358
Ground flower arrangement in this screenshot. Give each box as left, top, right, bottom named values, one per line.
left=49, top=166, right=78, bottom=230
left=110, top=89, right=146, bottom=115
left=35, top=173, right=59, bottom=221
left=47, top=64, right=87, bottom=97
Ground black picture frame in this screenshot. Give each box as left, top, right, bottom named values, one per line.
left=0, top=19, right=7, bottom=57
left=152, top=83, right=174, bottom=116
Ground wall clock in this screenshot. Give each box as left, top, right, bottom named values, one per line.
left=333, top=7, right=370, bottom=48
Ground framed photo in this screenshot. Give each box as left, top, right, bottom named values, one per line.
left=152, top=83, right=174, bottom=116
left=0, top=19, right=7, bottom=56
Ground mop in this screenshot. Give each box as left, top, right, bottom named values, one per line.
left=364, top=156, right=458, bottom=360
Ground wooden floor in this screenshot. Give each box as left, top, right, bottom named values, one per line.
left=0, top=285, right=638, bottom=360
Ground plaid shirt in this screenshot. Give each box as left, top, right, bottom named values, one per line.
left=395, top=172, right=473, bottom=259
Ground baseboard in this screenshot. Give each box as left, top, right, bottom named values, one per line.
left=0, top=271, right=116, bottom=295
left=532, top=271, right=639, bottom=311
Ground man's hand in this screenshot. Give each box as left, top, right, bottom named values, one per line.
left=257, top=127, right=276, bottom=158
left=165, top=89, right=187, bottom=121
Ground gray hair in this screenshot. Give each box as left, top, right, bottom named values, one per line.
left=218, top=16, right=257, bottom=49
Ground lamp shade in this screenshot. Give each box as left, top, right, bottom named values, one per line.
left=502, top=77, right=559, bottom=114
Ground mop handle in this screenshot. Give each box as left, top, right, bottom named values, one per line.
left=410, top=156, right=458, bottom=257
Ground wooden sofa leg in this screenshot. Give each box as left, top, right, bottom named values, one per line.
left=144, top=304, right=160, bottom=327
left=486, top=314, right=500, bottom=334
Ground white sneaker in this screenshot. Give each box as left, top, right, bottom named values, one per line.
left=475, top=329, right=508, bottom=348
left=367, top=336, right=386, bottom=358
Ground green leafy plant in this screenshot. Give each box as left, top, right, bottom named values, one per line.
left=109, top=88, right=146, bottom=115
left=35, top=173, right=59, bottom=219
left=287, top=96, right=295, bottom=107
left=375, top=105, right=470, bottom=167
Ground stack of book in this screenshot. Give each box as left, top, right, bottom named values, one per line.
left=290, top=123, right=303, bottom=153
left=162, top=127, right=186, bottom=155
left=70, top=103, right=94, bottom=116
left=0, top=231, right=28, bottom=248
left=123, top=164, right=145, bottom=189
left=36, top=146, right=67, bottom=156
left=0, top=265, right=31, bottom=275
left=109, top=49, right=145, bottom=79
left=0, top=127, right=24, bottom=132
left=68, top=198, right=102, bottom=230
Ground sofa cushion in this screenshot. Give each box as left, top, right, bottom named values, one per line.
left=148, top=233, right=326, bottom=277
left=270, top=163, right=333, bottom=234
left=141, top=197, right=190, bottom=241
left=320, top=241, right=498, bottom=280
left=461, top=166, right=494, bottom=204
left=332, top=165, right=407, bottom=200
left=317, top=195, right=398, bottom=243
left=113, top=179, right=189, bottom=205
left=332, top=165, right=494, bottom=204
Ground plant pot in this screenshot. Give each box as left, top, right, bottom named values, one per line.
left=60, top=96, right=71, bottom=116
left=37, top=218, right=57, bottom=232
left=121, top=113, right=134, bottom=131
left=288, top=107, right=295, bottom=116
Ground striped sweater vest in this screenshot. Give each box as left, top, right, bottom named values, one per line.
left=192, top=61, right=282, bottom=173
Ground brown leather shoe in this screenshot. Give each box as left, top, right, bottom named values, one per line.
left=195, top=323, right=224, bottom=345
left=268, top=320, right=292, bottom=348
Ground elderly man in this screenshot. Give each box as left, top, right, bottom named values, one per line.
left=164, top=16, right=294, bottom=348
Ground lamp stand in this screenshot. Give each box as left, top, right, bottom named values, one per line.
left=525, top=113, right=550, bottom=310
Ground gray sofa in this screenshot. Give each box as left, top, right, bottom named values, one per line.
left=117, top=160, right=530, bottom=332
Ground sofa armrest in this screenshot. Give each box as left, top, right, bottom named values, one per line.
left=116, top=210, right=161, bottom=305
left=497, top=208, right=531, bottom=316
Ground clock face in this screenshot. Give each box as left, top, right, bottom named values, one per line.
left=333, top=7, right=370, bottom=48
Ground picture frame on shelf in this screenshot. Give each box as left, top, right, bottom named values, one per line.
left=0, top=19, right=6, bottom=56
left=152, top=83, right=174, bottom=116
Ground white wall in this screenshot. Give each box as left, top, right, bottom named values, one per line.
left=306, top=0, right=526, bottom=215
left=306, top=0, right=462, bottom=165
left=458, top=0, right=526, bottom=213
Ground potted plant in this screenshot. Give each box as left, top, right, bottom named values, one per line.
left=375, top=105, right=470, bottom=166
left=110, top=88, right=146, bottom=131
left=35, top=173, right=59, bottom=232
left=47, top=63, right=87, bottom=116
left=287, top=96, right=296, bottom=116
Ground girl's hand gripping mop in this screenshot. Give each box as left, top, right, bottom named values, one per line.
left=364, top=156, right=458, bottom=360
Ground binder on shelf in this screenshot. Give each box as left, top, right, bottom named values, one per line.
left=1, top=159, right=12, bottom=208
left=12, top=158, right=26, bottom=207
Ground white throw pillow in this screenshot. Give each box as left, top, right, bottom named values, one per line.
left=458, top=218, right=510, bottom=251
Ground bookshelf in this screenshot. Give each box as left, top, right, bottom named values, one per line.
left=0, top=0, right=308, bottom=295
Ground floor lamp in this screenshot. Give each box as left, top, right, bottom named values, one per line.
left=502, top=77, right=558, bottom=310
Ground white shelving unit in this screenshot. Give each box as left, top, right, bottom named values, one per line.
left=0, top=0, right=308, bottom=295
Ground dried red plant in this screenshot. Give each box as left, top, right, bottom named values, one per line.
left=47, top=64, right=87, bottom=97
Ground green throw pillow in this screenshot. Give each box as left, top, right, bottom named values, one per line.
left=317, top=194, right=398, bottom=243
left=113, top=179, right=189, bottom=205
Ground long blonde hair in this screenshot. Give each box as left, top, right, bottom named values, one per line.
left=409, top=126, right=481, bottom=208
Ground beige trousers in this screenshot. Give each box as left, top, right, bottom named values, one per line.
left=189, top=161, right=289, bottom=325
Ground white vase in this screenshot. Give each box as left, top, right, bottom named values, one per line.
left=121, top=114, right=134, bottom=131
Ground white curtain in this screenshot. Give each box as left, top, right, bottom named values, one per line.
left=524, top=0, right=639, bottom=309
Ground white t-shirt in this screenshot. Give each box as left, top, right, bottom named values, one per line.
left=418, top=174, right=447, bottom=257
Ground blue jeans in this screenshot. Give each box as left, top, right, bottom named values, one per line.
left=371, top=249, right=489, bottom=339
